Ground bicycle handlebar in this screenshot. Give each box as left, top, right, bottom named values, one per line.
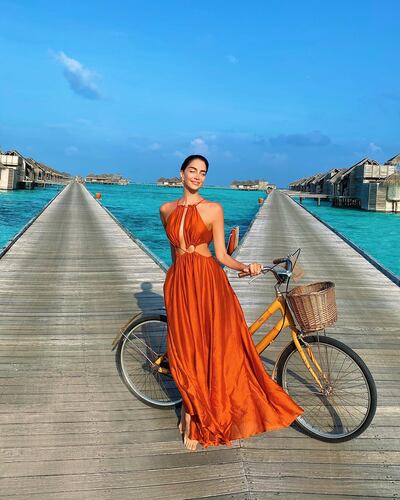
left=237, top=255, right=293, bottom=279
left=272, top=257, right=286, bottom=265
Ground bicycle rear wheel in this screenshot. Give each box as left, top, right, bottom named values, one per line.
left=276, top=335, right=377, bottom=442
left=116, top=314, right=182, bottom=408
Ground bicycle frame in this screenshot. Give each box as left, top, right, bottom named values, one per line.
left=115, top=257, right=327, bottom=390
left=249, top=295, right=325, bottom=390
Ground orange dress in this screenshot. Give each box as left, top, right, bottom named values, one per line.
left=163, top=199, right=303, bottom=448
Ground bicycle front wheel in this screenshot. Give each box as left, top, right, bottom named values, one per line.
left=276, top=335, right=377, bottom=442
left=116, top=314, right=182, bottom=408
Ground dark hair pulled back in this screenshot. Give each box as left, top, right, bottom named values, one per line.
left=180, top=155, right=209, bottom=172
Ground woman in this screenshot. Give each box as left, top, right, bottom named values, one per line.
left=159, top=155, right=303, bottom=451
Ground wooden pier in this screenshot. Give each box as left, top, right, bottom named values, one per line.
left=0, top=183, right=399, bottom=498
left=282, top=190, right=331, bottom=206
left=282, top=190, right=330, bottom=199
left=229, top=189, right=400, bottom=498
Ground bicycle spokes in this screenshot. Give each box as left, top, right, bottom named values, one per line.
left=278, top=336, right=375, bottom=440
left=118, top=319, right=181, bottom=406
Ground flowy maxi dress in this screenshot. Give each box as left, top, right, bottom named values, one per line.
left=163, top=199, right=303, bottom=448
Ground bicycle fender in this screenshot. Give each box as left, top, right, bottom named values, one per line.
left=111, top=308, right=166, bottom=351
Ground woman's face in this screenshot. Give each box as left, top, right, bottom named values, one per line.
left=180, top=159, right=207, bottom=191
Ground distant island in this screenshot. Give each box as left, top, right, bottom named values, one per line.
left=85, top=174, right=129, bottom=185
left=156, top=177, right=276, bottom=191
left=230, top=179, right=276, bottom=191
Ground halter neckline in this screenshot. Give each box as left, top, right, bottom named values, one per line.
left=177, top=198, right=205, bottom=207
left=165, top=198, right=211, bottom=233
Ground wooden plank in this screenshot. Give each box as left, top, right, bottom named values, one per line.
left=0, top=463, right=245, bottom=496
left=5, top=480, right=248, bottom=500
left=249, top=477, right=398, bottom=498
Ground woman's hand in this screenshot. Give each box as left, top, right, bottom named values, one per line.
left=241, top=262, right=263, bottom=276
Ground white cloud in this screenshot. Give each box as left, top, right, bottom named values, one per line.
left=368, top=142, right=382, bottom=153
left=55, top=51, right=101, bottom=100
left=173, top=150, right=185, bottom=158
left=191, top=137, right=208, bottom=154
left=149, top=142, right=161, bottom=151
left=223, top=150, right=233, bottom=158
left=227, top=54, right=239, bottom=64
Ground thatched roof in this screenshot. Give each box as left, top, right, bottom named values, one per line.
left=310, top=173, right=325, bottom=184
left=298, top=176, right=313, bottom=186
left=327, top=168, right=349, bottom=184
left=351, top=157, right=380, bottom=168
left=385, top=154, right=400, bottom=166
left=289, top=177, right=308, bottom=185
left=320, top=168, right=339, bottom=181
left=3, top=149, right=22, bottom=157
left=301, top=174, right=321, bottom=186
left=335, top=158, right=378, bottom=182
left=383, top=170, right=400, bottom=185
left=26, top=157, right=41, bottom=168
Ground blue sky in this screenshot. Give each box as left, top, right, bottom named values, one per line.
left=1, top=0, right=399, bottom=186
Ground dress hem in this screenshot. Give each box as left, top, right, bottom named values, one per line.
left=192, top=410, right=303, bottom=449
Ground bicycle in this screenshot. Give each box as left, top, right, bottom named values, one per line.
left=112, top=249, right=377, bottom=443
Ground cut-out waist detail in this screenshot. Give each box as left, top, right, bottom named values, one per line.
left=174, top=242, right=212, bottom=257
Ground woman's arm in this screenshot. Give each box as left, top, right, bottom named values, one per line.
left=159, top=204, right=167, bottom=228
left=211, top=203, right=261, bottom=275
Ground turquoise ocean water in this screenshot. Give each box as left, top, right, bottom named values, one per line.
left=294, top=197, right=400, bottom=278
left=1, top=184, right=398, bottom=280
left=0, top=186, right=62, bottom=251
left=85, top=183, right=264, bottom=266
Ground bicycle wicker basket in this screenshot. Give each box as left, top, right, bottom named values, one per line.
left=286, top=281, right=337, bottom=332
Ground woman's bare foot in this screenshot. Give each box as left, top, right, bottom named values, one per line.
left=183, top=410, right=198, bottom=452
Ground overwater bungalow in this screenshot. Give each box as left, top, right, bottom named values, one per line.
left=302, top=176, right=318, bottom=192
left=85, top=174, right=129, bottom=185
left=0, top=150, right=69, bottom=190
left=0, top=150, right=34, bottom=189
left=156, top=176, right=183, bottom=187
left=323, top=168, right=348, bottom=196
left=332, top=158, right=396, bottom=210
left=230, top=179, right=269, bottom=190
left=0, top=159, right=16, bottom=190
left=289, top=155, right=400, bottom=212
left=383, top=169, right=400, bottom=213
left=301, top=175, right=317, bottom=192
left=27, top=157, right=70, bottom=186
left=309, top=173, right=326, bottom=194
left=289, top=176, right=310, bottom=191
